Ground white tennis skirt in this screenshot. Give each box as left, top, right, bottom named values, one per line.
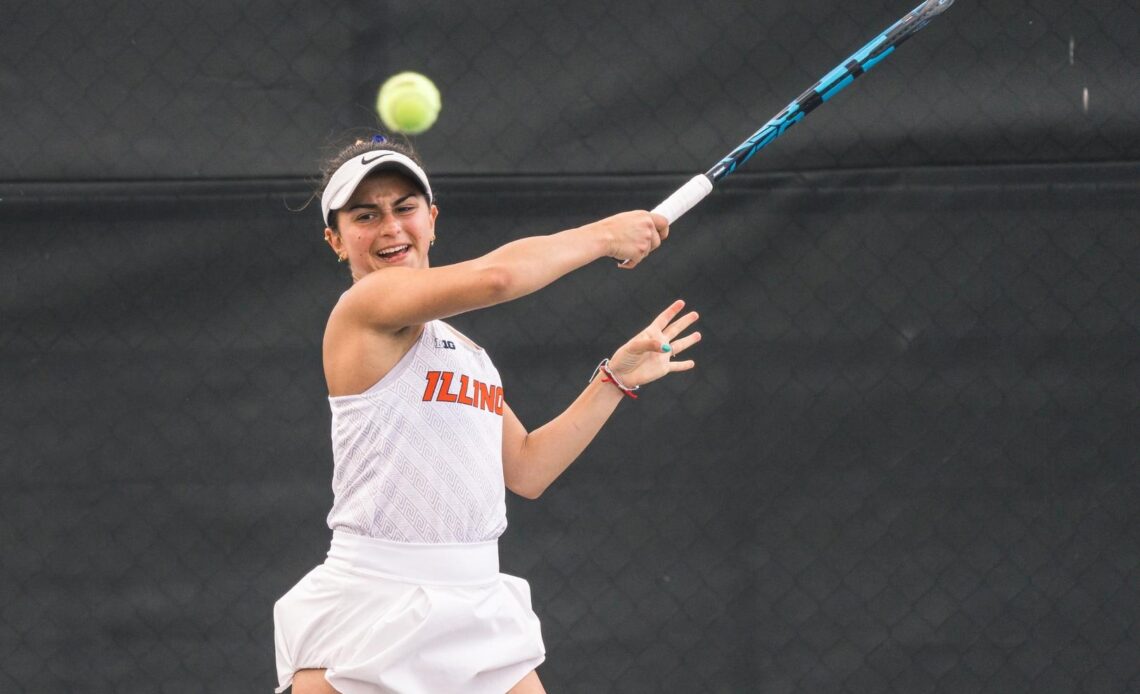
left=274, top=531, right=545, bottom=694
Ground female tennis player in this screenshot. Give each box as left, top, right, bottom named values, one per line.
left=274, top=136, right=701, bottom=694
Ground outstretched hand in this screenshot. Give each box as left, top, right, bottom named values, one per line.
left=607, top=300, right=701, bottom=388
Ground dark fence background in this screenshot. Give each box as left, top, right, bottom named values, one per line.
left=5, top=0, right=1139, bottom=179
left=2, top=1, right=1138, bottom=692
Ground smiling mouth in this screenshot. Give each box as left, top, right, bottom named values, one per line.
left=375, top=244, right=410, bottom=260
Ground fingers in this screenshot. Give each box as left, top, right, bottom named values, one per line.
left=615, top=246, right=653, bottom=270
left=612, top=211, right=668, bottom=269
left=667, top=359, right=696, bottom=372
left=663, top=310, right=699, bottom=341
left=650, top=212, right=670, bottom=242
left=627, top=334, right=671, bottom=356
left=639, top=213, right=663, bottom=261
left=607, top=300, right=700, bottom=387
left=667, top=330, right=701, bottom=356
left=650, top=299, right=687, bottom=330
left=649, top=212, right=666, bottom=251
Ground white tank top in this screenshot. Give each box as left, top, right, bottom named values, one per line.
left=325, top=320, right=508, bottom=543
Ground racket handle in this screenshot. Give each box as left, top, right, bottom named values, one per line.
left=652, top=174, right=713, bottom=225
left=618, top=174, right=714, bottom=266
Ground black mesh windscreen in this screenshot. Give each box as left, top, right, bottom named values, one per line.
left=3, top=0, right=1138, bottom=179
left=2, top=0, right=1138, bottom=691
left=2, top=164, right=1137, bottom=691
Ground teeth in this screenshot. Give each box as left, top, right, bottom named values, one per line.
left=378, top=245, right=409, bottom=257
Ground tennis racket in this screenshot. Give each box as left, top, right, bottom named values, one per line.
left=652, top=0, right=956, bottom=224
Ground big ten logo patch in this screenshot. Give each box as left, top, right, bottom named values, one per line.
left=434, top=338, right=457, bottom=350
left=422, top=371, right=503, bottom=415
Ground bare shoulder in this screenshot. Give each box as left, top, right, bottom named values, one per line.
left=323, top=293, right=423, bottom=396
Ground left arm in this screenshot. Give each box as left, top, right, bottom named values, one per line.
left=502, top=300, right=701, bottom=499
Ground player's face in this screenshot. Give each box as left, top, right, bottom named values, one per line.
left=327, top=172, right=437, bottom=278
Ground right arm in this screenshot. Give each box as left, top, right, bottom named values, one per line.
left=335, top=210, right=668, bottom=331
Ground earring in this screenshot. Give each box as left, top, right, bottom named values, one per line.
left=337, top=254, right=347, bottom=263
left=430, top=237, right=436, bottom=247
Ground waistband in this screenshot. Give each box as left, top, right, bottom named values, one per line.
left=326, top=530, right=500, bottom=586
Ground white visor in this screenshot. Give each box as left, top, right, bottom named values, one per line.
left=321, top=150, right=434, bottom=226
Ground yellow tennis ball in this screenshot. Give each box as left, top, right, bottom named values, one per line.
left=376, top=72, right=441, bottom=135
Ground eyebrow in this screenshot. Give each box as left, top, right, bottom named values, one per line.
left=346, top=194, right=418, bottom=212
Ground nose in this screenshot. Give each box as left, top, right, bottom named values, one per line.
left=377, top=210, right=401, bottom=235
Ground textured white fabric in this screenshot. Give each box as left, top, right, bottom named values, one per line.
left=325, top=320, right=508, bottom=543
left=274, top=532, right=545, bottom=694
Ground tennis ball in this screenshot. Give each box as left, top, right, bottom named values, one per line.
left=376, top=72, right=441, bottom=135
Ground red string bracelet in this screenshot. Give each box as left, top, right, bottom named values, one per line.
left=590, top=358, right=639, bottom=399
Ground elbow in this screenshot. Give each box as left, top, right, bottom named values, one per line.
left=478, top=265, right=515, bottom=303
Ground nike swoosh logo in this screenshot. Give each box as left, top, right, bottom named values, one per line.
left=361, top=154, right=385, bottom=165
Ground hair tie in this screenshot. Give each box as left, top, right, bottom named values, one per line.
left=371, top=134, right=387, bottom=144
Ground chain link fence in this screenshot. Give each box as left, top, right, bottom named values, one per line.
left=3, top=166, right=1137, bottom=692
left=2, top=0, right=1138, bottom=180
left=2, top=0, right=1138, bottom=692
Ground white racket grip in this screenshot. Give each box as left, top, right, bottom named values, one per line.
left=652, top=174, right=713, bottom=224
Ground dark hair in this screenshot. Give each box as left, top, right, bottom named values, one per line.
left=319, top=134, right=431, bottom=231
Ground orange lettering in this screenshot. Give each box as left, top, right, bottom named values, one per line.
left=425, top=371, right=503, bottom=415
left=457, top=375, right=474, bottom=406
left=436, top=372, right=458, bottom=402
left=422, top=371, right=441, bottom=401
left=475, top=381, right=492, bottom=411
